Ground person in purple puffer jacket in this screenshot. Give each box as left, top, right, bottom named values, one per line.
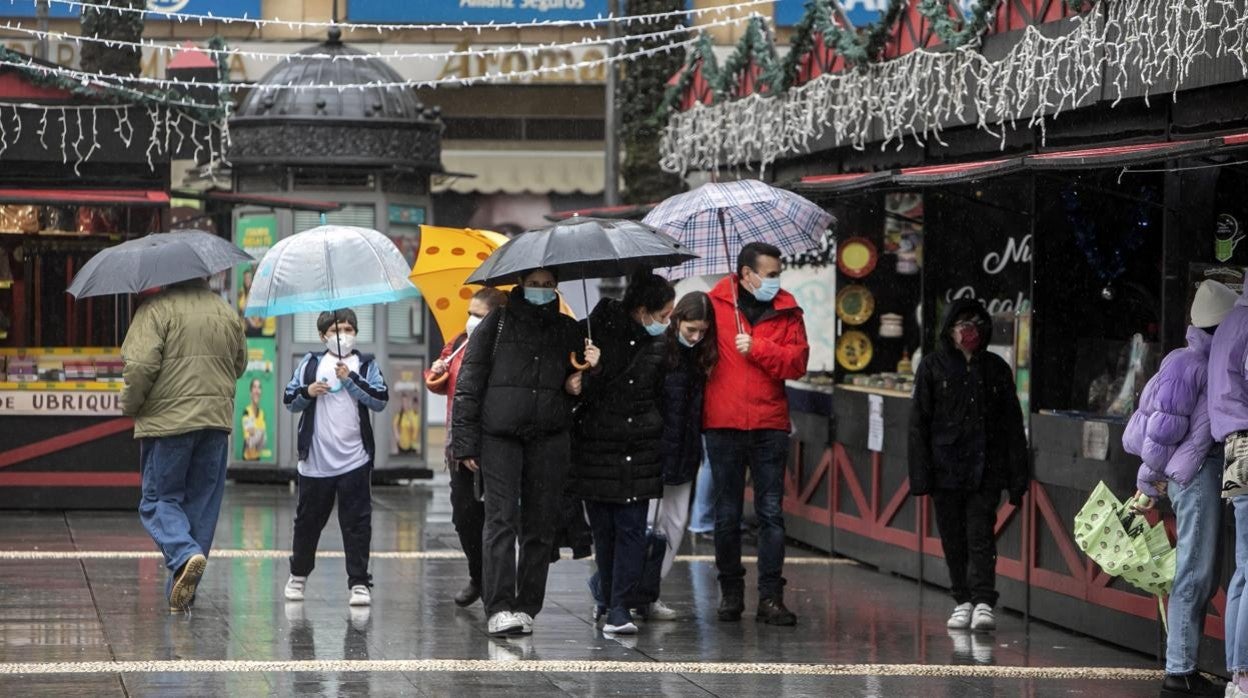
left=1124, top=279, right=1236, bottom=698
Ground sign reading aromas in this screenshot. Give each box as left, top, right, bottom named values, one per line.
left=349, top=0, right=608, bottom=23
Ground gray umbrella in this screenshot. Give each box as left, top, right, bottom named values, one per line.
left=67, top=230, right=253, bottom=299
left=465, top=217, right=696, bottom=287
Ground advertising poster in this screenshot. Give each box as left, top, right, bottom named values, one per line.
left=388, top=358, right=425, bottom=460
left=234, top=338, right=276, bottom=463
left=235, top=214, right=278, bottom=338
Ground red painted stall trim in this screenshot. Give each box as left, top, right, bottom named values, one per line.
left=0, top=472, right=140, bottom=487
left=0, top=418, right=134, bottom=469
left=816, top=443, right=1179, bottom=626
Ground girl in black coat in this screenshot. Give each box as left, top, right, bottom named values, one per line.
left=642, top=291, right=718, bottom=621
left=452, top=269, right=600, bottom=638
left=574, top=271, right=675, bottom=635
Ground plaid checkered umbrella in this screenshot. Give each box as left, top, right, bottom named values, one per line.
left=643, top=180, right=834, bottom=281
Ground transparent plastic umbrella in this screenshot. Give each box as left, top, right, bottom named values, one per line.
left=243, top=225, right=419, bottom=335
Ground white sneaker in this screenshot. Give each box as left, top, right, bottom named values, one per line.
left=971, top=603, right=996, bottom=631
left=348, top=585, right=371, bottom=607
left=946, top=602, right=973, bottom=629
left=647, top=600, right=680, bottom=621
left=488, top=611, right=524, bottom=637
left=603, top=620, right=638, bottom=635
left=284, top=575, right=307, bottom=602
left=513, top=612, right=534, bottom=635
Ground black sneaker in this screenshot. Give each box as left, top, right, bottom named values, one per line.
left=717, top=592, right=744, bottom=622
left=755, top=597, right=797, bottom=626
left=454, top=581, right=480, bottom=607
left=1160, top=672, right=1225, bottom=697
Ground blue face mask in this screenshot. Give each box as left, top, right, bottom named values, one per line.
left=750, top=276, right=781, bottom=302
left=644, top=320, right=668, bottom=337
left=678, top=333, right=701, bottom=348
left=524, top=287, right=557, bottom=305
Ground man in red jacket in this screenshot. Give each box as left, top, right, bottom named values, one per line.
left=704, top=242, right=809, bottom=626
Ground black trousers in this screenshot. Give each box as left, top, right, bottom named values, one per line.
left=449, top=461, right=485, bottom=586
left=480, top=430, right=571, bottom=617
left=289, top=466, right=373, bottom=589
left=931, top=487, right=1001, bottom=607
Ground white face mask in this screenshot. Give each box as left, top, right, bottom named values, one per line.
left=325, top=332, right=356, bottom=357
left=466, top=315, right=484, bottom=335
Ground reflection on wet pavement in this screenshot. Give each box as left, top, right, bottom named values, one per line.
left=0, top=481, right=1163, bottom=696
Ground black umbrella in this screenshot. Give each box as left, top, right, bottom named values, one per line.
left=466, top=217, right=697, bottom=363
left=67, top=230, right=253, bottom=299
left=466, top=217, right=696, bottom=287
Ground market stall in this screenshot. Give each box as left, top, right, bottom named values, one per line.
left=660, top=0, right=1248, bottom=667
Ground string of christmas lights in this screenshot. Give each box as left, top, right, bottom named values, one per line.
left=13, top=0, right=776, bottom=33
left=0, top=32, right=708, bottom=92
left=660, top=0, right=1248, bottom=175
left=0, top=14, right=719, bottom=64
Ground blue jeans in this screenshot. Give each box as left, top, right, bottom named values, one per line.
left=138, top=430, right=229, bottom=597
left=586, top=500, right=649, bottom=623
left=1165, top=454, right=1223, bottom=674
left=1227, top=495, right=1248, bottom=674
left=689, top=443, right=715, bottom=534
left=705, top=428, right=789, bottom=599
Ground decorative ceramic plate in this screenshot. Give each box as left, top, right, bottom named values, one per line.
left=837, top=237, right=878, bottom=279
left=835, top=285, right=875, bottom=326
left=836, top=330, right=874, bottom=371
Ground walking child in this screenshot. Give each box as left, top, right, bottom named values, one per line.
left=282, top=309, right=389, bottom=606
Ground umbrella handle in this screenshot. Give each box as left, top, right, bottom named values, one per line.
left=425, top=372, right=449, bottom=389
left=570, top=352, right=591, bottom=371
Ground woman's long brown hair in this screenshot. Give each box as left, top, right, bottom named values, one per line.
left=667, top=291, right=718, bottom=375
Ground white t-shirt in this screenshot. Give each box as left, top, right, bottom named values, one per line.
left=298, top=352, right=369, bottom=478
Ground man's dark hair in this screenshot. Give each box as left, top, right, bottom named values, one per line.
left=623, top=270, right=676, bottom=314
left=737, top=242, right=783, bottom=276
left=317, top=308, right=358, bottom=335
left=472, top=287, right=509, bottom=311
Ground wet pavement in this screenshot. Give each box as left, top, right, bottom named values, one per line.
left=0, top=480, right=1166, bottom=696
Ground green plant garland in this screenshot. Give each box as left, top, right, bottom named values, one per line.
left=716, top=16, right=780, bottom=98
left=0, top=44, right=228, bottom=123
left=658, top=32, right=719, bottom=115
left=917, top=0, right=1000, bottom=49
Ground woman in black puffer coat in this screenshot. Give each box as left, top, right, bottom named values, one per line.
left=573, top=271, right=674, bottom=635
left=642, top=290, right=718, bottom=621
left=453, top=269, right=599, bottom=638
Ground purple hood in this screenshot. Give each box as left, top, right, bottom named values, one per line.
left=1123, top=326, right=1214, bottom=497
left=1209, top=289, right=1248, bottom=441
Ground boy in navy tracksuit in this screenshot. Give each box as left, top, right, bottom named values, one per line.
left=281, top=309, right=388, bottom=606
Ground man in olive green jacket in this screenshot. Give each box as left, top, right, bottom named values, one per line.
left=121, top=278, right=246, bottom=613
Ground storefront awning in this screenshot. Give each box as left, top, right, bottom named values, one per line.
left=435, top=150, right=607, bottom=196
left=0, top=189, right=169, bottom=206
left=893, top=158, right=1026, bottom=186
left=545, top=203, right=657, bottom=222
left=170, top=190, right=341, bottom=213
left=791, top=171, right=896, bottom=194
left=792, top=131, right=1248, bottom=194
left=1023, top=138, right=1220, bottom=169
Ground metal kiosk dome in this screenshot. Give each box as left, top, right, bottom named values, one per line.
left=229, top=27, right=443, bottom=171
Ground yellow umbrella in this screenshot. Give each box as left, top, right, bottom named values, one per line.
left=410, top=226, right=574, bottom=346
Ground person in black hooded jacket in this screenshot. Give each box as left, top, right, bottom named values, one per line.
left=573, top=271, right=674, bottom=635
left=452, top=268, right=599, bottom=638
left=909, top=297, right=1029, bottom=634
